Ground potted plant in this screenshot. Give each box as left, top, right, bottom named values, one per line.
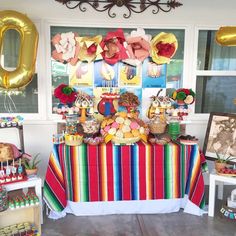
left=214, top=151, right=236, bottom=172
left=23, top=153, right=40, bottom=176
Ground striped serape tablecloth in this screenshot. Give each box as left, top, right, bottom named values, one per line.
left=44, top=142, right=207, bottom=212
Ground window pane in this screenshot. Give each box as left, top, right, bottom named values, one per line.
left=0, top=74, right=38, bottom=113
left=195, top=76, right=236, bottom=113
left=2, top=29, right=20, bottom=69
left=197, top=30, right=236, bottom=70
left=50, top=26, right=184, bottom=112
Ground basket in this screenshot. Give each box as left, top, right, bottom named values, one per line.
left=148, top=122, right=167, bottom=135
left=65, top=134, right=83, bottom=146
left=112, top=136, right=140, bottom=145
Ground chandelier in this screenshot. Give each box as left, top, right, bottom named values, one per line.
left=55, top=0, right=183, bottom=18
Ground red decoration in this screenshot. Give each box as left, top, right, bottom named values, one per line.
left=54, top=84, right=77, bottom=105
left=156, top=42, right=176, bottom=58
left=100, top=29, right=128, bottom=65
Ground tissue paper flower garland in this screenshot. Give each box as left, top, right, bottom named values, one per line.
left=172, top=88, right=196, bottom=105
left=51, top=29, right=179, bottom=66
left=51, top=32, right=80, bottom=65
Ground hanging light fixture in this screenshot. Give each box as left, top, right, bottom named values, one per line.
left=55, top=0, right=183, bottom=18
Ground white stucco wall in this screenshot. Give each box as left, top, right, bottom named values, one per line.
left=0, top=0, right=236, bottom=181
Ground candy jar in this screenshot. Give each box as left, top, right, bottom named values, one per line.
left=81, top=116, right=100, bottom=138
left=167, top=116, right=180, bottom=141
left=65, top=114, right=78, bottom=135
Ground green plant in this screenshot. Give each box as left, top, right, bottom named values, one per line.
left=215, top=150, right=236, bottom=163
left=23, top=153, right=40, bottom=170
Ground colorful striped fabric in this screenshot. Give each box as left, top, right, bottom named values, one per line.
left=44, top=142, right=207, bottom=212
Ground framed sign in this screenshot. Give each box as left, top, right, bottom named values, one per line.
left=203, top=112, right=236, bottom=163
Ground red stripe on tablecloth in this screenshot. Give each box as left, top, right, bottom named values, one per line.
left=176, top=144, right=181, bottom=198
left=87, top=145, right=99, bottom=202
left=121, top=145, right=131, bottom=200
left=106, top=142, right=114, bottom=201
left=154, top=144, right=164, bottom=199
left=139, top=142, right=146, bottom=200
left=190, top=172, right=204, bottom=206
left=46, top=165, right=67, bottom=207
left=59, top=144, right=67, bottom=184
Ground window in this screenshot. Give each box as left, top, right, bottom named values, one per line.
left=195, top=29, right=236, bottom=114
left=0, top=29, right=39, bottom=114
left=50, top=26, right=185, bottom=114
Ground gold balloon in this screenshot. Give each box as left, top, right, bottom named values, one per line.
left=0, top=10, right=38, bottom=89
left=216, top=26, right=236, bottom=46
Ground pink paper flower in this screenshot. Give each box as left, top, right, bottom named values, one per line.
left=123, top=28, right=151, bottom=66
left=100, top=29, right=128, bottom=65
left=51, top=32, right=80, bottom=66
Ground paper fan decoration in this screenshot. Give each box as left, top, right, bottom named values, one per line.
left=151, top=32, right=178, bottom=64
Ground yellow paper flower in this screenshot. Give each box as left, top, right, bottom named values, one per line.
left=151, top=32, right=178, bottom=64
left=76, top=35, right=103, bottom=62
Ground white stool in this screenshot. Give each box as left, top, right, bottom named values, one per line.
left=208, top=172, right=236, bottom=217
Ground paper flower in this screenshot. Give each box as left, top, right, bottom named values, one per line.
left=100, top=29, right=128, bottom=65
left=123, top=28, right=151, bottom=66
left=151, top=32, right=178, bottom=64
left=51, top=32, right=80, bottom=65
left=76, top=35, right=103, bottom=62
left=54, top=84, right=77, bottom=105
left=172, top=88, right=195, bottom=105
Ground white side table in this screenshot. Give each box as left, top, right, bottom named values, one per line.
left=3, top=176, right=43, bottom=223
left=208, top=172, right=236, bottom=217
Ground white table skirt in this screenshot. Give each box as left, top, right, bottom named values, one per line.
left=48, top=195, right=207, bottom=220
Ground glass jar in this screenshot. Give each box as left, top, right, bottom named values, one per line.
left=65, top=114, right=78, bottom=135
left=168, top=118, right=180, bottom=140
left=81, top=116, right=100, bottom=137
left=148, top=115, right=167, bottom=135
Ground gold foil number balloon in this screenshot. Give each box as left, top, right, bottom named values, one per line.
left=0, top=10, right=38, bottom=89
left=216, top=26, right=236, bottom=46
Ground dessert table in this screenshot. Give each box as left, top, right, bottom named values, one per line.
left=43, top=142, right=207, bottom=219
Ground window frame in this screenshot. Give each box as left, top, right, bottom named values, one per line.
left=191, top=26, right=236, bottom=121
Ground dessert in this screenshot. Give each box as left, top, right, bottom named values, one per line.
left=177, top=135, right=198, bottom=145
left=100, top=112, right=149, bottom=144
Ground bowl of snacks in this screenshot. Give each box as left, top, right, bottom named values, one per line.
left=100, top=112, right=149, bottom=145
left=81, top=117, right=100, bottom=136
left=83, top=136, right=104, bottom=145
